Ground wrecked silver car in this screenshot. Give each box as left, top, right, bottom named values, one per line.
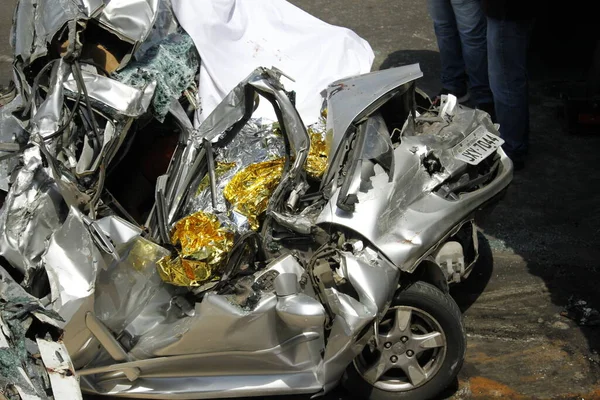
left=0, top=1, right=512, bottom=400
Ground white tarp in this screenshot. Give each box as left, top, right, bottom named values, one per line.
left=171, top=0, right=374, bottom=127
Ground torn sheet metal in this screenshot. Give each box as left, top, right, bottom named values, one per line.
left=166, top=68, right=307, bottom=227
left=74, top=117, right=123, bottom=176
left=172, top=0, right=374, bottom=127
left=324, top=64, right=423, bottom=163
left=12, top=0, right=159, bottom=68
left=340, top=248, right=399, bottom=318
left=114, top=32, right=199, bottom=121
left=0, top=74, right=27, bottom=191
left=63, top=71, right=156, bottom=117
left=97, top=0, right=160, bottom=67
left=318, top=86, right=511, bottom=272
left=98, top=0, right=159, bottom=42
left=410, top=97, right=502, bottom=177
left=316, top=246, right=398, bottom=388
left=30, top=60, right=72, bottom=138
left=11, top=0, right=87, bottom=65
left=0, top=1, right=514, bottom=393
left=42, top=209, right=108, bottom=324
left=320, top=286, right=375, bottom=389
left=0, top=147, right=67, bottom=285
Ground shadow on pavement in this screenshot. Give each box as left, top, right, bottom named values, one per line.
left=379, top=49, right=440, bottom=97
left=450, top=234, right=494, bottom=314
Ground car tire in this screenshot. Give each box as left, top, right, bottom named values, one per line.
left=342, top=281, right=466, bottom=400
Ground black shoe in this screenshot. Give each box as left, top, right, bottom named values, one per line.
left=433, top=87, right=470, bottom=105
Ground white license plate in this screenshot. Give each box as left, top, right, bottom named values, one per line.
left=452, top=126, right=504, bottom=165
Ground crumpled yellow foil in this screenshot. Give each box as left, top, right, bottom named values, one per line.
left=223, top=158, right=285, bottom=230
left=157, top=211, right=234, bottom=286
left=157, top=256, right=219, bottom=287
left=305, top=128, right=328, bottom=179
left=127, top=238, right=170, bottom=271
left=195, top=161, right=237, bottom=196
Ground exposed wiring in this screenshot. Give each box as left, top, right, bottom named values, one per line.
left=29, top=59, right=59, bottom=116
left=72, top=60, right=102, bottom=156
left=42, top=72, right=83, bottom=141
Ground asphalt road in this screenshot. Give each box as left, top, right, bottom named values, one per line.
left=2, top=1, right=600, bottom=399
left=0, top=0, right=14, bottom=87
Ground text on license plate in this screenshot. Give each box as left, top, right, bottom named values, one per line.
left=452, top=126, right=504, bottom=165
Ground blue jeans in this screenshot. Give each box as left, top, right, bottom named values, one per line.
left=428, top=0, right=492, bottom=105
left=487, top=17, right=533, bottom=159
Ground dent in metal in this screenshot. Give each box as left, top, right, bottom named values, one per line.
left=63, top=71, right=156, bottom=117
left=30, top=60, right=72, bottom=138
left=318, top=87, right=512, bottom=271
left=11, top=0, right=85, bottom=65
left=0, top=69, right=28, bottom=191
left=0, top=147, right=67, bottom=284
left=155, top=67, right=309, bottom=229
left=324, top=64, right=423, bottom=165
left=43, top=209, right=106, bottom=324
left=316, top=247, right=399, bottom=389
left=98, top=0, right=159, bottom=49
left=0, top=8, right=513, bottom=395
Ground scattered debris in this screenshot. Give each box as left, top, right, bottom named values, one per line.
left=561, top=296, right=600, bottom=326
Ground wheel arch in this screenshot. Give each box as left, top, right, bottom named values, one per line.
left=406, top=259, right=449, bottom=294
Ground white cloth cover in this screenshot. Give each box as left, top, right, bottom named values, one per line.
left=172, top=0, right=374, bottom=126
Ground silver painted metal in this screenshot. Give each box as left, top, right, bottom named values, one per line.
left=318, top=69, right=512, bottom=272
left=0, top=146, right=66, bottom=284
left=63, top=71, right=156, bottom=117
left=323, top=63, right=423, bottom=163
left=97, top=0, right=160, bottom=68
left=11, top=0, right=85, bottom=66
left=11, top=0, right=157, bottom=68
left=31, top=59, right=71, bottom=138
left=0, top=9, right=512, bottom=396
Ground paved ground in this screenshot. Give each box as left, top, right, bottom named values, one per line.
left=0, top=0, right=14, bottom=86
left=2, top=1, right=600, bottom=399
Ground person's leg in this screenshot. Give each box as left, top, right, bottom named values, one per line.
left=487, top=17, right=532, bottom=165
left=451, top=0, right=493, bottom=106
left=428, top=0, right=468, bottom=97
